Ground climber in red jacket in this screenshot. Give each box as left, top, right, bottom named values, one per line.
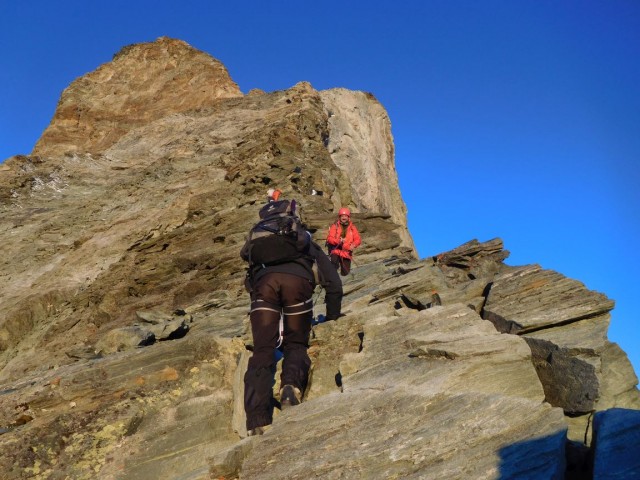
left=326, top=208, right=362, bottom=276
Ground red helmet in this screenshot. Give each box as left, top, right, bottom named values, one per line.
left=338, top=208, right=351, bottom=217
left=267, top=188, right=282, bottom=201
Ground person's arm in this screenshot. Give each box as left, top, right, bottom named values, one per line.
left=240, top=238, right=251, bottom=262
left=350, top=224, right=362, bottom=248
left=310, top=242, right=342, bottom=319
left=326, top=223, right=341, bottom=247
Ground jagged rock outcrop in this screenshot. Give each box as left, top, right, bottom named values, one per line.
left=319, top=88, right=415, bottom=252
left=1, top=37, right=638, bottom=479
left=484, top=263, right=640, bottom=448
left=33, top=37, right=242, bottom=157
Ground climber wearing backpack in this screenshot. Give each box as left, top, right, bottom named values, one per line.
left=240, top=188, right=342, bottom=436
left=326, top=207, right=361, bottom=276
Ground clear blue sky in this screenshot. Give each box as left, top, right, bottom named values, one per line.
left=2, top=2, right=639, bottom=377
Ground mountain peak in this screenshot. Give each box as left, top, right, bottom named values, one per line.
left=33, top=37, right=242, bottom=157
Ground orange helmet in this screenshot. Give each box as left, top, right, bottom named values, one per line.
left=338, top=208, right=351, bottom=217
left=267, top=188, right=282, bottom=201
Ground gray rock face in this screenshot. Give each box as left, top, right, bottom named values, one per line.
left=0, top=38, right=638, bottom=479
left=240, top=391, right=567, bottom=480
left=319, top=88, right=415, bottom=253
left=343, top=304, right=545, bottom=402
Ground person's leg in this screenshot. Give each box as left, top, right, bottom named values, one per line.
left=330, top=253, right=340, bottom=270
left=279, top=275, right=314, bottom=400
left=244, top=273, right=281, bottom=430
left=340, top=257, right=351, bottom=276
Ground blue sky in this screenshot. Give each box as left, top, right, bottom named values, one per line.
left=1, top=1, right=639, bottom=377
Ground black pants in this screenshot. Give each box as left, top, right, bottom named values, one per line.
left=330, top=253, right=351, bottom=276
left=244, top=272, right=314, bottom=430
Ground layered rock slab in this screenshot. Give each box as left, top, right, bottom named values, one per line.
left=483, top=264, right=614, bottom=335
left=0, top=333, right=244, bottom=480
left=343, top=304, right=545, bottom=402
left=239, top=391, right=566, bottom=480
left=483, top=264, right=639, bottom=421
left=524, top=314, right=640, bottom=415
left=230, top=304, right=566, bottom=479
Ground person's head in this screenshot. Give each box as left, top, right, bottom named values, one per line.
left=267, top=188, right=282, bottom=202
left=338, top=207, right=351, bottom=225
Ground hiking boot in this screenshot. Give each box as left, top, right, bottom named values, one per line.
left=247, top=426, right=265, bottom=436
left=280, top=385, right=301, bottom=409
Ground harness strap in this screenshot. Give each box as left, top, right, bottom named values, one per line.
left=276, top=314, right=284, bottom=349
left=250, top=297, right=313, bottom=349
left=250, top=299, right=285, bottom=348
left=250, top=299, right=281, bottom=315
left=251, top=307, right=281, bottom=314
left=285, top=298, right=313, bottom=308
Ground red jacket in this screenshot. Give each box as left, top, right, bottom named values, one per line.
left=326, top=221, right=361, bottom=259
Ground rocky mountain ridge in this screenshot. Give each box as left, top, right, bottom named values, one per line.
left=0, top=37, right=638, bottom=479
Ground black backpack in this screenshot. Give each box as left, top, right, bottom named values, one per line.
left=243, top=199, right=310, bottom=267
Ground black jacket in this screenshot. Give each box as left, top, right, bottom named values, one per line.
left=241, top=239, right=343, bottom=319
